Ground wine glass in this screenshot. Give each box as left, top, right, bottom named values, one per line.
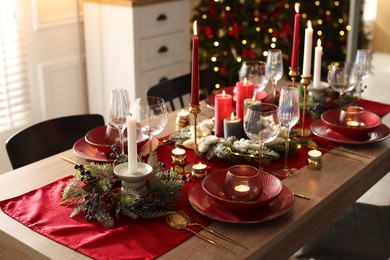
left=353, top=49, right=371, bottom=103
left=327, top=61, right=357, bottom=108
left=265, top=49, right=284, bottom=101
left=273, top=86, right=300, bottom=178
left=243, top=103, right=280, bottom=172
left=132, top=96, right=168, bottom=154
left=109, top=89, right=130, bottom=155
left=238, top=60, right=268, bottom=98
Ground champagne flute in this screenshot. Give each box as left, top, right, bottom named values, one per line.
left=327, top=61, right=357, bottom=108
left=273, top=86, right=300, bottom=178
left=238, top=60, right=269, bottom=98
left=353, top=49, right=371, bottom=103
left=132, top=96, right=168, bottom=154
left=109, top=89, right=130, bottom=155
left=266, top=49, right=284, bottom=101
left=243, top=103, right=280, bottom=172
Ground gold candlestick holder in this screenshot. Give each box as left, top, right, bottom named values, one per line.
left=288, top=67, right=300, bottom=87
left=183, top=103, right=205, bottom=177
left=299, top=76, right=312, bottom=137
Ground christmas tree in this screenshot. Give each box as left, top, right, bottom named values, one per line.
left=192, top=0, right=368, bottom=90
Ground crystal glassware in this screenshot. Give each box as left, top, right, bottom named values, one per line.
left=132, top=96, right=168, bottom=154
left=327, top=61, right=357, bottom=108
left=273, top=86, right=300, bottom=178
left=238, top=60, right=268, bottom=98
left=266, top=49, right=284, bottom=101
left=108, top=89, right=130, bottom=155
left=353, top=49, right=371, bottom=103
left=243, top=103, right=280, bottom=172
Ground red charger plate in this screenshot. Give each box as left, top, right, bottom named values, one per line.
left=202, top=169, right=282, bottom=211
left=189, top=182, right=294, bottom=223
left=321, top=109, right=381, bottom=137
left=310, top=119, right=390, bottom=144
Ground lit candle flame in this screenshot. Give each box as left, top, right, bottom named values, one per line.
left=307, top=20, right=312, bottom=29
left=230, top=112, right=235, bottom=120
left=295, top=3, right=299, bottom=13
left=243, top=77, right=248, bottom=85
left=193, top=20, right=197, bottom=37
left=317, top=39, right=322, bottom=47
left=222, top=90, right=226, bottom=97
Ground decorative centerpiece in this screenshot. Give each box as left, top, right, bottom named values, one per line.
left=60, top=152, right=185, bottom=228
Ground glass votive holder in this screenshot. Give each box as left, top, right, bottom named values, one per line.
left=307, top=149, right=322, bottom=170
left=191, top=162, right=208, bottom=178
left=176, top=109, right=190, bottom=129
left=224, top=165, right=261, bottom=201
left=339, top=106, right=366, bottom=128
left=171, top=147, right=186, bottom=174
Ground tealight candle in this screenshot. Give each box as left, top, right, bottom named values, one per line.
left=191, top=162, right=208, bottom=178
left=307, top=149, right=322, bottom=170
left=176, top=109, right=190, bottom=129
left=171, top=147, right=186, bottom=173
left=234, top=184, right=250, bottom=195
left=223, top=112, right=244, bottom=139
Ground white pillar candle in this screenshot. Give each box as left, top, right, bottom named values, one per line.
left=127, top=115, right=138, bottom=174
left=313, top=39, right=323, bottom=88
left=302, top=21, right=313, bottom=77
left=172, top=147, right=186, bottom=156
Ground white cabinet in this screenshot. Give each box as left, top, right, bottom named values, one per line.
left=83, top=0, right=190, bottom=120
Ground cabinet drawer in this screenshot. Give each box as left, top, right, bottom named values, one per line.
left=139, top=32, right=188, bottom=71
left=137, top=62, right=190, bottom=98
left=135, top=0, right=190, bottom=38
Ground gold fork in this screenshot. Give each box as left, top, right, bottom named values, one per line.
left=177, top=209, right=249, bottom=249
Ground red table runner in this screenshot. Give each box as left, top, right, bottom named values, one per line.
left=1, top=99, right=389, bottom=259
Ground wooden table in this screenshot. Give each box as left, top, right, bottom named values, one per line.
left=1, top=101, right=389, bottom=260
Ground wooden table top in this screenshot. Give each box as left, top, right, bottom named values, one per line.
left=1, top=101, right=389, bottom=260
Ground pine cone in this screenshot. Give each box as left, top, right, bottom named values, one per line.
left=99, top=192, right=117, bottom=209
left=83, top=175, right=99, bottom=187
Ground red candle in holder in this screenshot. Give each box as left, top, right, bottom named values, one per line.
left=215, top=90, right=232, bottom=137
left=291, top=3, right=300, bottom=69
left=191, top=21, right=199, bottom=105
left=236, top=78, right=254, bottom=119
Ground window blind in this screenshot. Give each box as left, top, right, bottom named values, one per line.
left=0, top=1, right=32, bottom=133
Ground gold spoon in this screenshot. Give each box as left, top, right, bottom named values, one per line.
left=166, top=213, right=235, bottom=254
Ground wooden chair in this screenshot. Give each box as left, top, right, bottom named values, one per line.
left=147, top=68, right=216, bottom=111
left=5, top=114, right=105, bottom=169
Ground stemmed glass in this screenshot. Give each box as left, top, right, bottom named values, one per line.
left=238, top=60, right=269, bottom=97
left=265, top=49, right=284, bottom=101
left=109, top=89, right=130, bottom=155
left=353, top=49, right=371, bottom=103
left=243, top=103, right=280, bottom=172
left=327, top=61, right=357, bottom=108
left=132, top=96, right=168, bottom=154
left=273, top=86, right=300, bottom=178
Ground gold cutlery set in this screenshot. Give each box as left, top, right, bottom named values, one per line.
left=166, top=210, right=248, bottom=254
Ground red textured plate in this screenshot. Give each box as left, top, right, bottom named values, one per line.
left=321, top=109, right=381, bottom=137
left=73, top=136, right=159, bottom=162
left=202, top=169, right=282, bottom=211
left=205, top=86, right=268, bottom=111
left=189, top=182, right=294, bottom=223
left=73, top=138, right=114, bottom=162
left=310, top=119, right=390, bottom=144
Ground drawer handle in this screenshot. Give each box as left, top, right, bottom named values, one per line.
left=156, top=14, right=167, bottom=22
left=159, top=77, right=168, bottom=83
left=158, top=46, right=168, bottom=54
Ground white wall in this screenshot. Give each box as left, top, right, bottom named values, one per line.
left=0, top=0, right=86, bottom=173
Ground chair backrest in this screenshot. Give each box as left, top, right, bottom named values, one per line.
left=147, top=68, right=216, bottom=111
left=5, top=114, right=105, bottom=169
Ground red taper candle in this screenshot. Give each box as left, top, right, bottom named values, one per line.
left=191, top=21, right=200, bottom=105
left=215, top=90, right=232, bottom=137
left=291, top=3, right=300, bottom=69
